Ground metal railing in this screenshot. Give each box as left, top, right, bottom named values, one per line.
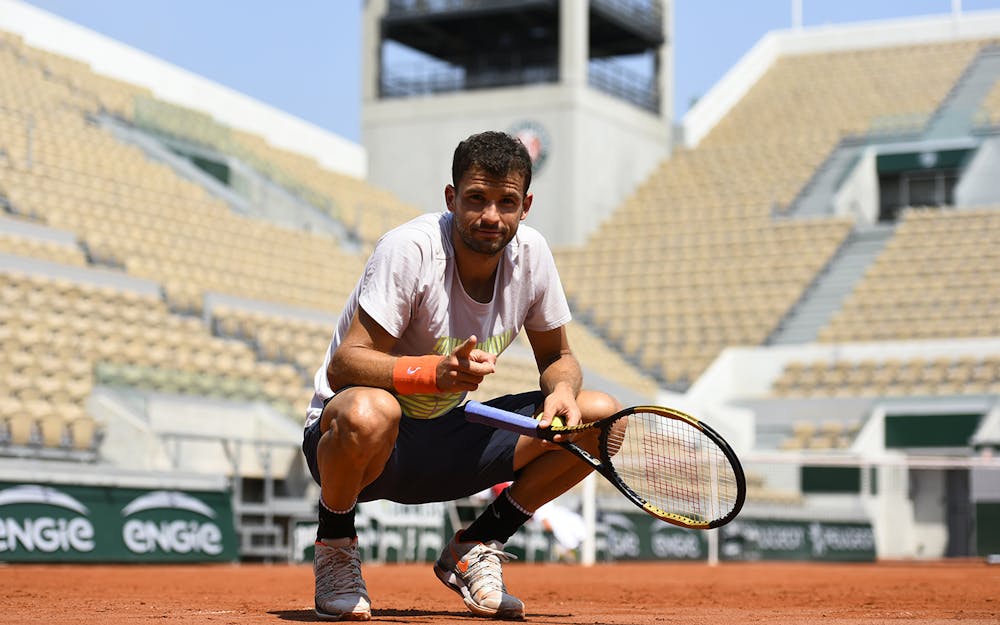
left=588, top=57, right=659, bottom=113
left=381, top=50, right=559, bottom=97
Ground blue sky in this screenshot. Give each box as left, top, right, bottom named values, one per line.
left=22, top=0, right=1000, bottom=144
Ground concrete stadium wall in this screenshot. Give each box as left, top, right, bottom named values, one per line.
left=90, top=387, right=303, bottom=479
left=956, top=135, right=1000, bottom=206
left=363, top=84, right=669, bottom=248
left=0, top=252, right=161, bottom=297
left=361, top=0, right=672, bottom=248
left=690, top=337, right=1000, bottom=406
left=833, top=148, right=879, bottom=225
left=0, top=214, right=76, bottom=245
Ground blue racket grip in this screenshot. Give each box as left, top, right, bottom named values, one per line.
left=464, top=401, right=542, bottom=438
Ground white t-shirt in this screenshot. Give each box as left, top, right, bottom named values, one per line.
left=306, top=211, right=571, bottom=426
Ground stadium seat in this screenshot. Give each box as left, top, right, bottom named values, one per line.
left=5, top=413, right=35, bottom=447
left=38, top=413, right=66, bottom=448
left=68, top=415, right=100, bottom=451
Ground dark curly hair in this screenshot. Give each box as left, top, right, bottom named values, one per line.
left=451, top=131, right=533, bottom=193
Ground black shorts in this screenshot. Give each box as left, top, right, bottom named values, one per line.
left=302, top=391, right=543, bottom=504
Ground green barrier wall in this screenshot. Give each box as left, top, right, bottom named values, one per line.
left=0, top=482, right=238, bottom=562
left=295, top=510, right=709, bottom=563
left=719, top=518, right=876, bottom=561
left=975, top=502, right=1000, bottom=556
left=598, top=511, right=707, bottom=561
left=294, top=510, right=875, bottom=563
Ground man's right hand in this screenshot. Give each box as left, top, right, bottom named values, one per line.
left=436, top=335, right=496, bottom=392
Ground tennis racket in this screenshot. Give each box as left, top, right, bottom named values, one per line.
left=464, top=401, right=746, bottom=529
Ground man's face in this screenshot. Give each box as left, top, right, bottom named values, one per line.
left=446, top=166, right=532, bottom=256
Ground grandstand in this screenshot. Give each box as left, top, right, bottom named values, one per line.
left=0, top=3, right=658, bottom=561
left=557, top=37, right=988, bottom=388
left=1, top=1, right=1000, bottom=565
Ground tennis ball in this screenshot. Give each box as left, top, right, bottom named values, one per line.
left=550, top=415, right=565, bottom=428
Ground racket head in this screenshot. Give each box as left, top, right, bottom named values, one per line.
left=594, top=405, right=746, bottom=529
left=464, top=400, right=746, bottom=529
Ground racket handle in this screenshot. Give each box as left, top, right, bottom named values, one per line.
left=464, top=401, right=541, bottom=438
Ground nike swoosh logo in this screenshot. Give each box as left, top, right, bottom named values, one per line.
left=453, top=548, right=469, bottom=573
left=407, top=367, right=421, bottom=374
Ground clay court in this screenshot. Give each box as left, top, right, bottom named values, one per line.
left=1, top=560, right=996, bottom=624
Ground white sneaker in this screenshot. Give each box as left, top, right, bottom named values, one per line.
left=313, top=537, right=371, bottom=621
left=433, top=532, right=524, bottom=620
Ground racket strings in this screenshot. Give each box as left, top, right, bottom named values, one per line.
left=607, top=411, right=740, bottom=524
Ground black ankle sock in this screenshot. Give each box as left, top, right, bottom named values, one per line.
left=461, top=487, right=532, bottom=545
left=316, top=499, right=356, bottom=540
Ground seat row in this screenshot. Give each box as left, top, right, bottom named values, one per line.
left=771, top=355, right=1000, bottom=398
left=823, top=207, right=1000, bottom=343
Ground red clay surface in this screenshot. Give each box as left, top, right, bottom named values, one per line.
left=0, top=560, right=997, bottom=624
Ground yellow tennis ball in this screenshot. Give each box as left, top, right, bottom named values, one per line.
left=550, top=415, right=565, bottom=428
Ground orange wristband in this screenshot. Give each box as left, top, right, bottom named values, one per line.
left=392, top=355, right=441, bottom=395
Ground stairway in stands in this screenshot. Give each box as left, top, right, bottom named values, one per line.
left=767, top=224, right=895, bottom=345
left=924, top=44, right=1000, bottom=140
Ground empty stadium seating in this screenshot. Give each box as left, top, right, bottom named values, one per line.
left=821, top=206, right=1000, bottom=343
left=776, top=418, right=863, bottom=451
left=555, top=39, right=987, bottom=388
left=0, top=26, right=664, bottom=468
left=211, top=305, right=336, bottom=377
left=132, top=96, right=421, bottom=248
left=770, top=354, right=1000, bottom=398
left=0, top=266, right=314, bottom=453
left=0, top=30, right=369, bottom=316
left=4, top=18, right=999, bottom=484
left=0, top=228, right=86, bottom=266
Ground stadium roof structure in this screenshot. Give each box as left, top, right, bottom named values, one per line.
left=381, top=0, right=663, bottom=64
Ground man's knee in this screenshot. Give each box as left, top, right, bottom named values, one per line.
left=578, top=390, right=621, bottom=422
left=321, top=387, right=402, bottom=441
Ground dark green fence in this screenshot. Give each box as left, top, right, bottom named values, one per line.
left=0, top=482, right=238, bottom=562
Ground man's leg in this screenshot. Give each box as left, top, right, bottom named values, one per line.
left=435, top=390, right=619, bottom=620
left=317, top=387, right=401, bottom=515
left=313, top=387, right=401, bottom=622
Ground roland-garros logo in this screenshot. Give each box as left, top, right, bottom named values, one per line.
left=121, top=490, right=224, bottom=555
left=509, top=120, right=551, bottom=174
left=0, top=484, right=96, bottom=553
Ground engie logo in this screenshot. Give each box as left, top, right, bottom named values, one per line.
left=0, top=485, right=96, bottom=553
left=650, top=521, right=702, bottom=559
left=121, top=491, right=223, bottom=556
left=600, top=512, right=641, bottom=558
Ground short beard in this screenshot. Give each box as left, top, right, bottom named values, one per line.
left=456, top=223, right=514, bottom=256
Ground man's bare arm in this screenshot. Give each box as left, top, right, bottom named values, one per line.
left=328, top=308, right=497, bottom=394
left=525, top=325, right=582, bottom=427
left=327, top=308, right=398, bottom=392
